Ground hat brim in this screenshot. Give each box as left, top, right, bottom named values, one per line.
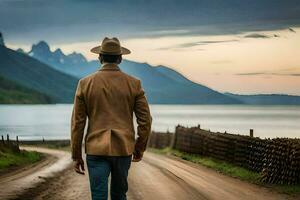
left=90, top=46, right=131, bottom=55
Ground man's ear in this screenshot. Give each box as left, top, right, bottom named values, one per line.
left=99, top=54, right=103, bottom=64
left=117, top=55, right=122, bottom=64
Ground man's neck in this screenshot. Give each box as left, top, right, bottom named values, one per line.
left=102, top=62, right=118, bottom=65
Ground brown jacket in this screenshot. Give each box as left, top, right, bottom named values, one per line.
left=71, top=63, right=152, bottom=160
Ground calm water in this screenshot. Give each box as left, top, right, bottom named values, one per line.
left=0, top=104, right=299, bottom=140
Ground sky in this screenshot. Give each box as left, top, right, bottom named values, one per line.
left=1, top=0, right=300, bottom=95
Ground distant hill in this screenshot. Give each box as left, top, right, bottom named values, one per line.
left=0, top=75, right=52, bottom=104
left=0, top=45, right=78, bottom=103
left=225, top=93, right=300, bottom=105
left=120, top=60, right=241, bottom=104
left=25, top=41, right=241, bottom=104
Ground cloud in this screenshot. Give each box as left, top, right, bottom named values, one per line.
left=196, top=40, right=239, bottom=45
left=235, top=68, right=300, bottom=76
left=244, top=33, right=270, bottom=38
left=210, top=60, right=233, bottom=64
left=236, top=72, right=267, bottom=75
left=289, top=28, right=296, bottom=33
left=157, top=39, right=238, bottom=51
left=1, top=0, right=300, bottom=43
left=235, top=69, right=300, bottom=77
left=243, top=33, right=282, bottom=39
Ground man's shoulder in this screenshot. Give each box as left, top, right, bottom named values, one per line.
left=78, top=69, right=141, bottom=86
left=78, top=72, right=98, bottom=84
left=120, top=71, right=141, bottom=84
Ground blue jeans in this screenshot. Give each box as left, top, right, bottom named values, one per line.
left=86, top=154, right=132, bottom=200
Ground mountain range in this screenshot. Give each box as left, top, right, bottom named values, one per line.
left=1, top=37, right=300, bottom=104
left=0, top=35, right=78, bottom=103
left=22, top=41, right=242, bottom=104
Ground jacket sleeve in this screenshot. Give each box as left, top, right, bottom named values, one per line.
left=134, top=80, right=152, bottom=153
left=71, top=80, right=87, bottom=160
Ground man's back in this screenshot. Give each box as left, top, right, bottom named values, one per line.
left=71, top=63, right=152, bottom=159
left=71, top=37, right=151, bottom=200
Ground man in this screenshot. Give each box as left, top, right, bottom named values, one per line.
left=71, top=37, right=152, bottom=200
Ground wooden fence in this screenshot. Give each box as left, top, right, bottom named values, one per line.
left=148, top=131, right=173, bottom=149
left=148, top=126, right=300, bottom=185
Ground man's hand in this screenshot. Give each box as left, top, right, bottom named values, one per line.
left=73, top=158, right=85, bottom=175
left=132, top=150, right=143, bottom=162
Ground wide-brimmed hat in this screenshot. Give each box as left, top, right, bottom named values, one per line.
left=90, top=37, right=131, bottom=55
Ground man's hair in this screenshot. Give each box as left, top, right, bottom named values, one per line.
left=99, top=54, right=122, bottom=64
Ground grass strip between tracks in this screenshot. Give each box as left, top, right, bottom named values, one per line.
left=149, top=147, right=300, bottom=195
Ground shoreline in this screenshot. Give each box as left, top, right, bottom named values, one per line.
left=1, top=104, right=300, bottom=139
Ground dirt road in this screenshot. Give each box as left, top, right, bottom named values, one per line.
left=0, top=146, right=71, bottom=200
left=127, top=153, right=292, bottom=200
left=1, top=147, right=295, bottom=200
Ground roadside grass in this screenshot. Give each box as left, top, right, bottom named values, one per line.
left=273, top=184, right=300, bottom=195
left=149, top=147, right=300, bottom=195
left=0, top=149, right=43, bottom=172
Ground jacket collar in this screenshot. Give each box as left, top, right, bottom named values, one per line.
left=99, top=63, right=120, bottom=71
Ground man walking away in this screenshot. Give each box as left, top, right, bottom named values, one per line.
left=71, top=37, right=152, bottom=200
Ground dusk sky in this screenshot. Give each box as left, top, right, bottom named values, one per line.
left=1, top=0, right=300, bottom=95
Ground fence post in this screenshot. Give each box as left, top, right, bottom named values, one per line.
left=7, top=134, right=9, bottom=143
left=170, top=130, right=178, bottom=150
left=16, top=136, right=19, bottom=144
left=1, top=135, right=4, bottom=144
left=250, top=129, right=254, bottom=137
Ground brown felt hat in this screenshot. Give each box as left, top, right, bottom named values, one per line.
left=90, top=37, right=131, bottom=55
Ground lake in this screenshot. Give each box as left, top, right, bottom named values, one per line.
left=0, top=104, right=299, bottom=140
